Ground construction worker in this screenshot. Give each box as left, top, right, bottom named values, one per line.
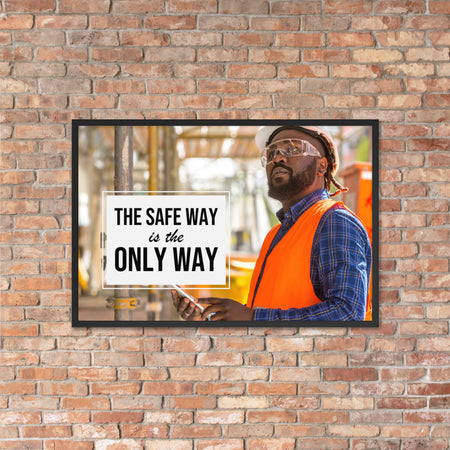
left=172, top=125, right=372, bottom=321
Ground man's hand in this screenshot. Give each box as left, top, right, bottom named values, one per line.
left=199, top=298, right=254, bottom=321
left=171, top=290, right=204, bottom=321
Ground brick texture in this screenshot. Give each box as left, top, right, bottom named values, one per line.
left=0, top=0, right=449, bottom=448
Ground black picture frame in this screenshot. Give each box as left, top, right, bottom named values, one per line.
left=72, top=119, right=379, bottom=328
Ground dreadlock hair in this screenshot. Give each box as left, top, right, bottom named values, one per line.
left=322, top=146, right=349, bottom=197
left=266, top=125, right=349, bottom=197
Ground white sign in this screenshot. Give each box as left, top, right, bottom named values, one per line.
left=103, top=192, right=229, bottom=288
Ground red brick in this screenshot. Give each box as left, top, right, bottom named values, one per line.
left=119, top=368, right=167, bottom=381
left=354, top=49, right=403, bottom=64
left=426, top=94, right=450, bottom=108
left=0, top=47, right=33, bottom=62
left=171, top=31, right=222, bottom=46
left=62, top=397, right=111, bottom=410
left=408, top=109, right=449, bottom=123
left=0, top=171, right=35, bottom=184
left=91, top=47, right=143, bottom=62
left=406, top=47, right=448, bottom=62
left=15, top=30, right=65, bottom=46
left=429, top=0, right=450, bottom=13
left=328, top=32, right=374, bottom=47
left=13, top=276, right=61, bottom=291
left=121, top=30, right=169, bottom=46
left=224, top=32, right=274, bottom=47
left=333, top=64, right=382, bottom=78
left=327, top=95, right=375, bottom=108
left=198, top=80, right=247, bottom=94
left=250, top=49, right=299, bottom=63
left=122, top=424, right=168, bottom=438
left=146, top=15, right=196, bottom=29
left=110, top=0, right=164, bottom=12
left=0, top=427, right=19, bottom=439
left=59, top=0, right=109, bottom=12
left=171, top=425, right=221, bottom=439
left=1, top=381, right=36, bottom=395
left=408, top=138, right=448, bottom=151
left=16, top=94, right=67, bottom=109
left=274, top=93, right=323, bottom=109
left=41, top=351, right=90, bottom=366
left=407, top=383, right=450, bottom=396
left=428, top=30, right=450, bottom=46
left=167, top=0, right=216, bottom=13
left=36, top=47, right=87, bottom=63
left=40, top=382, right=88, bottom=396
left=73, top=424, right=120, bottom=439
left=0, top=412, right=41, bottom=427
left=303, top=49, right=351, bottom=62
left=196, top=48, right=246, bottom=64
left=68, top=30, right=119, bottom=46
left=0, top=14, right=34, bottom=29
left=220, top=0, right=268, bottom=13
left=247, top=353, right=275, bottom=366
left=194, top=410, right=244, bottom=426
left=248, top=411, right=297, bottom=423
left=1, top=261, right=39, bottom=276
left=405, top=14, right=450, bottom=29
left=21, top=425, right=68, bottom=438
left=352, top=16, right=402, bottom=30
left=199, top=16, right=247, bottom=31
left=271, top=1, right=319, bottom=14
left=377, top=31, right=425, bottom=47
left=15, top=124, right=65, bottom=139
left=18, top=367, right=67, bottom=380
left=0, top=292, right=39, bottom=306
left=195, top=382, right=246, bottom=396
left=147, top=78, right=196, bottom=94
left=224, top=424, right=273, bottom=438
left=43, top=441, right=95, bottom=450
left=169, top=95, right=221, bottom=109
left=276, top=33, right=324, bottom=47
left=120, top=95, right=169, bottom=109
left=163, top=337, right=211, bottom=352
left=324, top=0, right=373, bottom=14
left=166, top=396, right=214, bottom=410
left=223, top=95, right=271, bottom=109
left=68, top=368, right=116, bottom=381
left=251, top=17, right=299, bottom=31
left=36, top=15, right=87, bottom=29
left=385, top=62, right=434, bottom=77
left=91, top=382, right=141, bottom=395
left=112, top=396, right=162, bottom=410
left=146, top=46, right=196, bottom=62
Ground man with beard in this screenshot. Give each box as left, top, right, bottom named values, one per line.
left=172, top=125, right=372, bottom=321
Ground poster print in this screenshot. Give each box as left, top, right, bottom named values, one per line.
left=72, top=120, right=378, bottom=327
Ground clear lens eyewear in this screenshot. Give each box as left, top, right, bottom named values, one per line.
left=261, top=138, right=321, bottom=168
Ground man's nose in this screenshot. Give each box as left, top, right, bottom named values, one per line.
left=273, top=149, right=287, bottom=163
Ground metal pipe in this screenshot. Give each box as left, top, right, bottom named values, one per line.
left=113, top=126, right=134, bottom=321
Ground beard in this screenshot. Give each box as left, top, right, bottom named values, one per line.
left=268, top=159, right=317, bottom=201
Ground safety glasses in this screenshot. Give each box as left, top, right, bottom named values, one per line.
left=261, top=138, right=321, bottom=168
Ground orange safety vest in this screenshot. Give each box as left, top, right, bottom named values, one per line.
left=248, top=199, right=372, bottom=320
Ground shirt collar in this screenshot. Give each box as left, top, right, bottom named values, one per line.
left=276, top=189, right=330, bottom=224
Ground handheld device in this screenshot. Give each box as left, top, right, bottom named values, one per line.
left=170, top=284, right=205, bottom=313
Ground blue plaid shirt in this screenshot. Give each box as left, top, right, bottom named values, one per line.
left=251, top=189, right=371, bottom=321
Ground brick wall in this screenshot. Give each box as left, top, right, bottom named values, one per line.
left=1, top=1, right=449, bottom=448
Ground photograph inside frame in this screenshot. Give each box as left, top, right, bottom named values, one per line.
left=72, top=120, right=378, bottom=327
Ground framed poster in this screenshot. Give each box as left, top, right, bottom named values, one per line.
left=72, top=119, right=378, bottom=327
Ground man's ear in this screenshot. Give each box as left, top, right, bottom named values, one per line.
left=317, top=157, right=328, bottom=175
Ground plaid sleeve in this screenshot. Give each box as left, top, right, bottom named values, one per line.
left=252, top=207, right=371, bottom=321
